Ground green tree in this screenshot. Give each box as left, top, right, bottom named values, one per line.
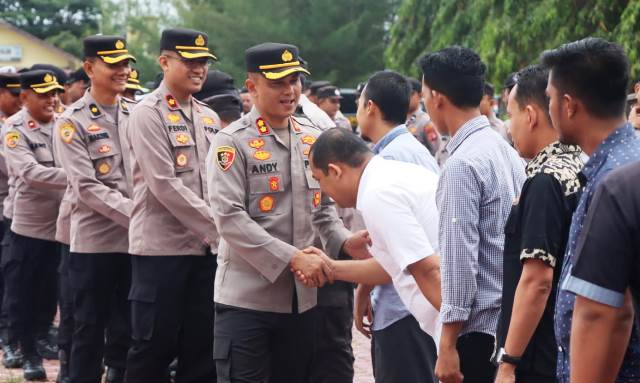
left=175, top=0, right=399, bottom=87
left=0, top=0, right=99, bottom=58
left=386, top=0, right=640, bottom=89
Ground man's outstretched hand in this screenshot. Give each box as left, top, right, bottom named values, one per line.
left=290, top=247, right=334, bottom=288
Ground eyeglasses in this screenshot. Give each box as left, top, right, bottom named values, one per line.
left=164, top=54, right=211, bottom=68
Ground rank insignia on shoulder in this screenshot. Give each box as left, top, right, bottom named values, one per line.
left=175, top=133, right=190, bottom=145
left=216, top=145, right=236, bottom=172
left=167, top=113, right=181, bottom=123
left=253, top=150, right=272, bottom=161
left=202, top=116, right=214, bottom=125
left=301, top=135, right=316, bottom=145
left=97, top=162, right=110, bottom=175
left=89, top=104, right=101, bottom=118
left=256, top=118, right=270, bottom=135
left=27, top=120, right=37, bottom=129
left=87, top=124, right=101, bottom=132
left=248, top=138, right=265, bottom=149
left=5, top=132, right=20, bottom=149
left=313, top=191, right=321, bottom=208
left=165, top=94, right=179, bottom=110
left=259, top=195, right=275, bottom=212
left=176, top=152, right=188, bottom=167
left=120, top=99, right=129, bottom=114
left=269, top=176, right=280, bottom=191
left=59, top=122, right=76, bottom=144
left=303, top=147, right=310, bottom=156
left=98, top=145, right=111, bottom=154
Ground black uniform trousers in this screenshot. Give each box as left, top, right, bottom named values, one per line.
left=371, top=314, right=438, bottom=383
left=458, top=332, right=497, bottom=383
left=125, top=252, right=216, bottom=383
left=3, top=231, right=59, bottom=356
left=68, top=252, right=130, bottom=383
left=57, top=245, right=73, bottom=367
left=0, top=218, right=7, bottom=342
left=214, top=302, right=317, bottom=383
left=310, top=283, right=355, bottom=383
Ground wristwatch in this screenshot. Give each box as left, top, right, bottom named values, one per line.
left=495, top=347, right=521, bottom=366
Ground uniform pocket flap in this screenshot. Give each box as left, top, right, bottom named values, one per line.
left=212, top=336, right=231, bottom=360
left=128, top=283, right=157, bottom=303
left=87, top=140, right=120, bottom=160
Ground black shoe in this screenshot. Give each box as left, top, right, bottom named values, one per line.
left=105, top=366, right=125, bottom=383
left=23, top=356, right=47, bottom=381
left=36, top=337, right=59, bottom=360
left=2, top=343, right=23, bottom=368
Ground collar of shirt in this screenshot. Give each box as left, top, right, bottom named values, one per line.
left=580, top=122, right=635, bottom=183
left=525, top=141, right=582, bottom=178
left=356, top=155, right=383, bottom=211
left=372, top=124, right=409, bottom=154
left=445, top=115, right=491, bottom=155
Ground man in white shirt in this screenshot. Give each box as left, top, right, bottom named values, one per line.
left=294, top=128, right=441, bottom=382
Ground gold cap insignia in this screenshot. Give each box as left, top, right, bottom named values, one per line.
left=115, top=40, right=125, bottom=50
left=130, top=70, right=138, bottom=79
left=281, top=50, right=293, bottom=62
left=44, top=73, right=53, bottom=83
left=195, top=34, right=205, bottom=47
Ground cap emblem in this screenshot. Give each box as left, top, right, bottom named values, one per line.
left=195, top=34, right=205, bottom=47
left=115, top=40, right=125, bottom=50
left=281, top=50, right=293, bottom=62
left=44, top=73, right=53, bottom=83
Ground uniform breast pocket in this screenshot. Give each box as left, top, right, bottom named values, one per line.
left=87, top=140, right=122, bottom=181
left=169, top=132, right=196, bottom=174
left=305, top=170, right=322, bottom=212
left=247, top=173, right=284, bottom=218
left=503, top=203, right=522, bottom=260
left=33, top=147, right=55, bottom=166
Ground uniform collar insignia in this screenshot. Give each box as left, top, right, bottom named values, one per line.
left=165, top=94, right=179, bottom=110
left=89, top=103, right=102, bottom=119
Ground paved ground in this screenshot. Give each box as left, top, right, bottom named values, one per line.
left=0, top=326, right=374, bottom=382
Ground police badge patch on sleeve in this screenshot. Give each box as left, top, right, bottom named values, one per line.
left=216, top=146, right=236, bottom=171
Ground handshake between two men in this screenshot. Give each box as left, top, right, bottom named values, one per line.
left=289, top=230, right=380, bottom=288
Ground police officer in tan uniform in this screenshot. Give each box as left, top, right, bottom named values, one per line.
left=208, top=42, right=369, bottom=383
left=0, top=73, right=20, bottom=350
left=54, top=35, right=138, bottom=383
left=125, top=28, right=220, bottom=382
left=3, top=69, right=67, bottom=381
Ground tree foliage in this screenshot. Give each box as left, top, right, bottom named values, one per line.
left=386, top=0, right=640, bottom=89
left=176, top=0, right=399, bottom=87
left=0, top=0, right=100, bottom=58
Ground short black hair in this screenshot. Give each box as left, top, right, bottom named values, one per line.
left=310, top=128, right=371, bottom=174
left=407, top=77, right=422, bottom=93
left=513, top=65, right=550, bottom=119
left=419, top=46, right=486, bottom=108
left=503, top=72, right=517, bottom=92
left=363, top=70, right=410, bottom=125
left=483, top=82, right=495, bottom=97
left=541, top=37, right=629, bottom=119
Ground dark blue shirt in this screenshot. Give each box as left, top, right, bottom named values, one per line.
left=555, top=123, right=640, bottom=382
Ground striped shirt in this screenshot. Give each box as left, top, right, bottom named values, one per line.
left=437, top=115, right=525, bottom=336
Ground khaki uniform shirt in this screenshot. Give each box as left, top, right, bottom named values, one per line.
left=54, top=90, right=137, bottom=253
left=4, top=109, right=66, bottom=240
left=128, top=82, right=219, bottom=256
left=0, top=113, right=12, bottom=219
left=208, top=107, right=350, bottom=314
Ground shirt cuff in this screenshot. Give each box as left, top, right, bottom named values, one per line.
left=520, top=248, right=556, bottom=268
left=440, top=303, right=471, bottom=324
left=562, top=275, right=625, bottom=308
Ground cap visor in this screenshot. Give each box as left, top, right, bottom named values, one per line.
left=101, top=53, right=136, bottom=64
left=32, top=84, right=65, bottom=94
left=126, top=83, right=149, bottom=93
left=263, top=66, right=310, bottom=80
left=178, top=51, right=218, bottom=60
